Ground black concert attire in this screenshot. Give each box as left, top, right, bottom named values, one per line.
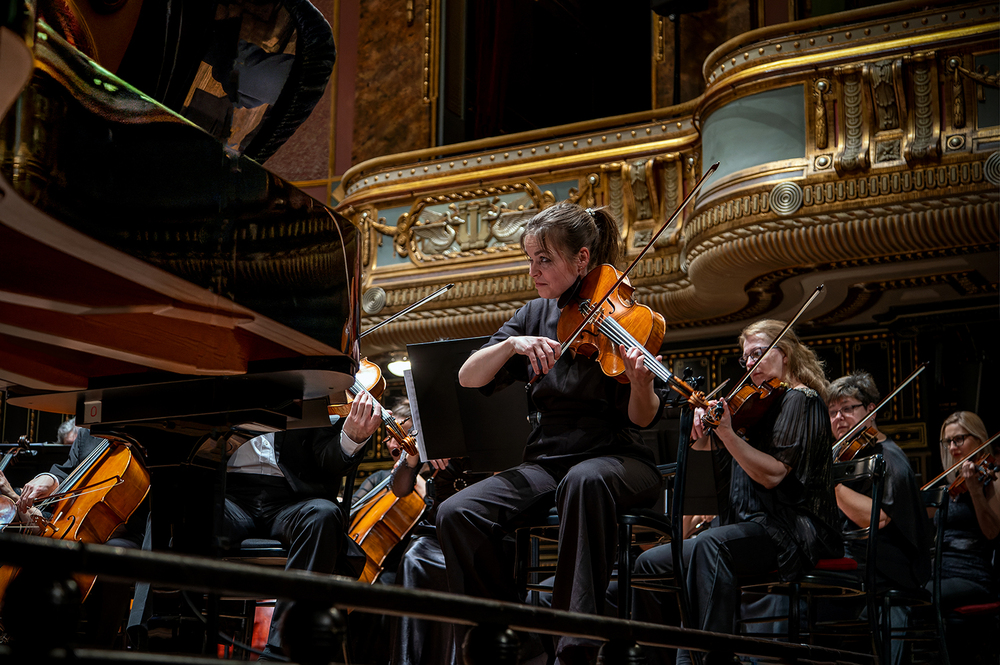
left=390, top=456, right=489, bottom=665
left=632, top=387, right=843, bottom=665
left=40, top=428, right=148, bottom=647
left=841, top=437, right=930, bottom=590
left=436, top=297, right=665, bottom=665
left=931, top=488, right=999, bottom=663
left=222, top=427, right=368, bottom=658
left=938, top=491, right=998, bottom=604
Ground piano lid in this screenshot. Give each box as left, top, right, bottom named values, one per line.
left=0, top=12, right=359, bottom=404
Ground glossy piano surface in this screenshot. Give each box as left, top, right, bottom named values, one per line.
left=0, top=6, right=358, bottom=428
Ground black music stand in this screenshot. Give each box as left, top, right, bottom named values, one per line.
left=405, top=337, right=529, bottom=472
left=681, top=448, right=727, bottom=516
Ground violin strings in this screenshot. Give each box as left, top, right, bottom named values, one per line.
left=592, top=309, right=674, bottom=384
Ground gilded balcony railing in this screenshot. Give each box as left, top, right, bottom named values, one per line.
left=337, top=0, right=998, bottom=359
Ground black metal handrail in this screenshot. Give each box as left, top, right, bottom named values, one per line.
left=0, top=533, right=874, bottom=664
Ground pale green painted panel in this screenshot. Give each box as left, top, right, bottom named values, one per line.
left=702, top=85, right=806, bottom=181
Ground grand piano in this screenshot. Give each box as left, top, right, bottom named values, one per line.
left=0, top=0, right=359, bottom=554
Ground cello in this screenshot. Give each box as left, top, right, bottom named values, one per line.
left=0, top=433, right=150, bottom=603
left=347, top=454, right=427, bottom=585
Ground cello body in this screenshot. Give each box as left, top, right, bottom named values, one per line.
left=349, top=474, right=426, bottom=585
left=0, top=439, right=150, bottom=602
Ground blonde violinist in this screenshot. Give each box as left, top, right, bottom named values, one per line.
left=631, top=320, right=843, bottom=665
left=931, top=411, right=999, bottom=663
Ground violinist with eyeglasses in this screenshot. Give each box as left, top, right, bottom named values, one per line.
left=824, top=371, right=930, bottom=663
left=630, top=320, right=843, bottom=665
left=927, top=411, right=999, bottom=663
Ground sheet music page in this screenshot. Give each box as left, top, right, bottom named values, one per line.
left=403, top=369, right=428, bottom=462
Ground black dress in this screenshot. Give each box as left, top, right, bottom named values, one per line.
left=631, top=387, right=843, bottom=664
left=435, top=297, right=664, bottom=663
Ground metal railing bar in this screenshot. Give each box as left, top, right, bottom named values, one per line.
left=0, top=534, right=873, bottom=664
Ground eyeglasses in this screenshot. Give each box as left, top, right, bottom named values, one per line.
left=738, top=348, right=766, bottom=369
left=829, top=403, right=866, bottom=419
left=940, top=433, right=974, bottom=448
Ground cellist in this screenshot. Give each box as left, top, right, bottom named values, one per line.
left=11, top=418, right=146, bottom=648
left=439, top=202, right=665, bottom=665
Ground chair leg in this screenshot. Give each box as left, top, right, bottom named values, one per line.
left=514, top=529, right=529, bottom=602
left=788, top=584, right=800, bottom=643
left=616, top=523, right=633, bottom=620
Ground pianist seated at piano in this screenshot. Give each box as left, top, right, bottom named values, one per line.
left=221, top=390, right=383, bottom=661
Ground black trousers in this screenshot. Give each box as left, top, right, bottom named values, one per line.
left=390, top=532, right=455, bottom=665
left=436, top=456, right=662, bottom=664
left=223, top=474, right=346, bottom=655
left=632, top=522, right=779, bottom=665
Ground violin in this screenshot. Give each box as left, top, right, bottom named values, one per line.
left=715, top=378, right=789, bottom=437
left=558, top=265, right=664, bottom=383
left=328, top=358, right=418, bottom=457
left=833, top=425, right=880, bottom=462
left=946, top=451, right=999, bottom=498
left=554, top=264, right=708, bottom=407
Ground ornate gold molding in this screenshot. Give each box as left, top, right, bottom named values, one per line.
left=810, top=271, right=997, bottom=327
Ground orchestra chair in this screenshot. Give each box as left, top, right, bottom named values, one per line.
left=214, top=465, right=359, bottom=659
left=736, top=454, right=904, bottom=660
left=130, top=461, right=358, bottom=659
left=515, top=463, right=680, bottom=621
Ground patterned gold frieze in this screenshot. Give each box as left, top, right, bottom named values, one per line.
left=704, top=1, right=997, bottom=88
left=386, top=182, right=554, bottom=264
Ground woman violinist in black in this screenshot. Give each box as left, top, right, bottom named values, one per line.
left=438, top=202, right=665, bottom=665
left=631, top=319, right=843, bottom=665
left=932, top=411, right=999, bottom=663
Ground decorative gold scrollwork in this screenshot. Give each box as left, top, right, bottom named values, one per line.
left=372, top=182, right=554, bottom=264
left=948, top=55, right=998, bottom=130
left=834, top=65, right=869, bottom=172
left=814, top=79, right=830, bottom=150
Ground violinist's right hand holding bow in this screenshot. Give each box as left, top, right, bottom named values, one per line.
left=690, top=399, right=732, bottom=447
left=459, top=336, right=561, bottom=388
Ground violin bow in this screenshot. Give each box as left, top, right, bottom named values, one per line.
left=921, top=431, right=1000, bottom=490
left=359, top=283, right=455, bottom=338
left=557, top=162, right=720, bottom=357
left=722, top=283, right=825, bottom=403
left=830, top=362, right=928, bottom=457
